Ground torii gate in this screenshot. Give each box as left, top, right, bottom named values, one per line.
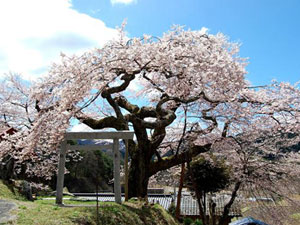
left=56, top=131, right=134, bottom=205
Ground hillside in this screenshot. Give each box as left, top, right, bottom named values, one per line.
left=0, top=180, right=180, bottom=225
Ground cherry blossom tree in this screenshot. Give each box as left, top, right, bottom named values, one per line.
left=1, top=25, right=300, bottom=199
left=0, top=73, right=35, bottom=129
left=0, top=74, right=36, bottom=179
left=212, top=130, right=300, bottom=225
left=0, top=73, right=80, bottom=180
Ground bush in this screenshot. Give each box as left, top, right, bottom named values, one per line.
left=167, top=202, right=176, bottom=217
left=193, top=219, right=203, bottom=225
left=183, top=217, right=193, bottom=225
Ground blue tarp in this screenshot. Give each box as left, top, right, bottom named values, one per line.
left=229, top=217, right=269, bottom=225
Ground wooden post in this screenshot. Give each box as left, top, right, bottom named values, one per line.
left=56, top=140, right=67, bottom=205
left=124, top=139, right=129, bottom=201
left=175, top=162, right=185, bottom=219
left=113, top=138, right=122, bottom=204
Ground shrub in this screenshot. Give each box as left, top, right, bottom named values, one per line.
left=183, top=217, right=193, bottom=225
left=193, top=219, right=203, bottom=225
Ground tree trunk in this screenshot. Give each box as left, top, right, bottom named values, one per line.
left=128, top=147, right=150, bottom=198
left=187, top=161, right=207, bottom=225
left=209, top=197, right=216, bottom=225
left=218, top=181, right=241, bottom=225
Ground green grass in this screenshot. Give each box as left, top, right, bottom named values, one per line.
left=0, top=180, right=25, bottom=201
left=0, top=180, right=180, bottom=225
left=290, top=213, right=300, bottom=220
left=14, top=199, right=179, bottom=225
left=16, top=201, right=96, bottom=225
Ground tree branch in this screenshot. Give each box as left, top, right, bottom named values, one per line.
left=77, top=115, right=126, bottom=131
left=149, top=143, right=212, bottom=176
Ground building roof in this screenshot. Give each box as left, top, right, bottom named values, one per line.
left=72, top=193, right=174, bottom=210
left=71, top=193, right=241, bottom=217
left=0, top=126, right=16, bottom=141
left=0, top=126, right=13, bottom=134
left=179, top=194, right=241, bottom=216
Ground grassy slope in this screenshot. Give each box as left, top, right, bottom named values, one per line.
left=0, top=180, right=24, bottom=201
left=16, top=200, right=179, bottom=225
left=0, top=180, right=179, bottom=225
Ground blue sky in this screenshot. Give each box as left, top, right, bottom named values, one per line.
left=72, top=0, right=300, bottom=85
left=0, top=0, right=299, bottom=86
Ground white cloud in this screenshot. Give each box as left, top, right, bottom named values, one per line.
left=111, top=0, right=137, bottom=5
left=0, top=0, right=119, bottom=80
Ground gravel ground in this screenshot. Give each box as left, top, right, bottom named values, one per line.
left=0, top=200, right=17, bottom=224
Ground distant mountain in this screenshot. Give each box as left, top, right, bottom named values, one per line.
left=76, top=139, right=126, bottom=158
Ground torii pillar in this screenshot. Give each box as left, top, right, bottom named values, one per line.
left=56, top=131, right=134, bottom=205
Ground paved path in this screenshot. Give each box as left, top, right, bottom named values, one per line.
left=0, top=200, right=17, bottom=224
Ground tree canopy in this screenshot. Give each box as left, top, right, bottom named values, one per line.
left=0, top=25, right=299, bottom=198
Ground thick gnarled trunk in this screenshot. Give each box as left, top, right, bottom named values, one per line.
left=128, top=147, right=150, bottom=198
left=126, top=143, right=212, bottom=198
left=79, top=101, right=212, bottom=199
